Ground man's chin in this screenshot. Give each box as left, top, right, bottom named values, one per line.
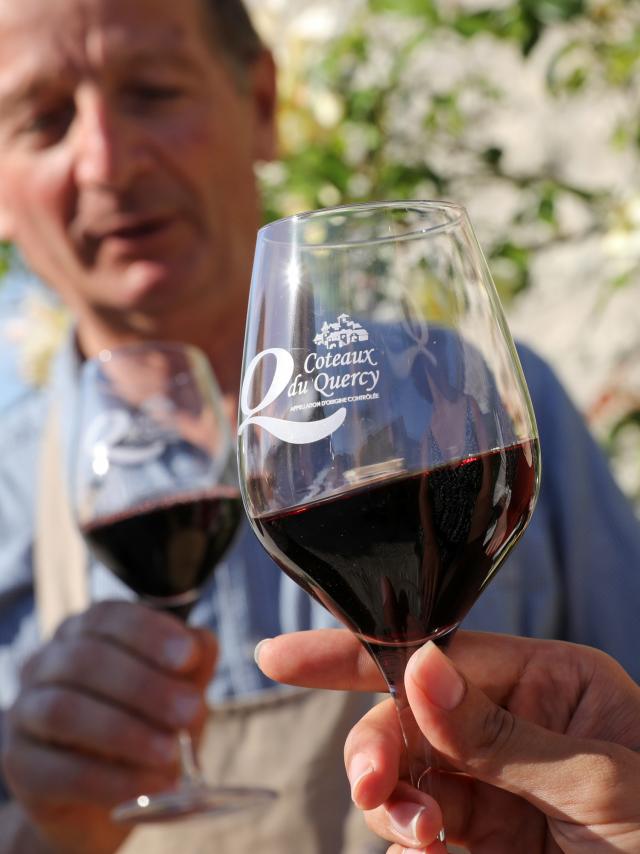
left=116, top=260, right=186, bottom=311
left=87, top=252, right=230, bottom=340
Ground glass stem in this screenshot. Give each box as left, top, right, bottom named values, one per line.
left=177, top=729, right=204, bottom=787
left=366, top=641, right=447, bottom=846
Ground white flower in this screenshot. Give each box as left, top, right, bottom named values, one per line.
left=6, top=289, right=70, bottom=387
left=311, top=90, right=343, bottom=128
left=603, top=195, right=640, bottom=271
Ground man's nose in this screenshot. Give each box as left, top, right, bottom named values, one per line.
left=73, top=92, right=146, bottom=190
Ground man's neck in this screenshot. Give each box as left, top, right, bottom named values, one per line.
left=181, top=309, right=246, bottom=400
left=74, top=304, right=247, bottom=400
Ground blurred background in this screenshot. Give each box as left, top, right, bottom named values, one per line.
left=1, top=0, right=639, bottom=509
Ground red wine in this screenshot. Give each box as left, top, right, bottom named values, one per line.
left=252, top=441, right=538, bottom=646
left=82, top=488, right=242, bottom=607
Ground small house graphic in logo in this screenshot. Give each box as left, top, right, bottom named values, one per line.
left=313, top=314, right=369, bottom=349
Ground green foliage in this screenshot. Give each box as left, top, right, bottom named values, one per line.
left=369, top=0, right=438, bottom=21
left=453, top=0, right=585, bottom=55
left=366, top=0, right=586, bottom=54
left=262, top=0, right=640, bottom=294
left=0, top=242, right=11, bottom=279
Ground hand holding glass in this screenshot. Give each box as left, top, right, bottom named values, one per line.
left=74, top=341, right=275, bottom=823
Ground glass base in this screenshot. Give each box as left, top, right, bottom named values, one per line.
left=111, top=783, right=278, bottom=824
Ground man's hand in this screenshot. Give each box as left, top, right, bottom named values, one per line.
left=2, top=601, right=216, bottom=854
left=257, top=629, right=640, bottom=853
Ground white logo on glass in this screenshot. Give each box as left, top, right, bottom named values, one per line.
left=313, top=314, right=369, bottom=349
left=239, top=316, right=384, bottom=445
left=238, top=348, right=347, bottom=444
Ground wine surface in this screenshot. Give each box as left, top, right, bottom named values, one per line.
left=83, top=488, right=242, bottom=603
left=253, top=441, right=538, bottom=645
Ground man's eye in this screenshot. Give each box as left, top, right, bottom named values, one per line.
left=23, top=105, right=74, bottom=141
left=131, top=84, right=182, bottom=102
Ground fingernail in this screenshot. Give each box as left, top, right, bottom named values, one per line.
left=163, top=636, right=197, bottom=668
left=150, top=734, right=179, bottom=766
left=388, top=801, right=427, bottom=846
left=421, top=641, right=466, bottom=710
left=254, top=638, right=272, bottom=666
left=173, top=693, right=201, bottom=725
left=347, top=754, right=374, bottom=804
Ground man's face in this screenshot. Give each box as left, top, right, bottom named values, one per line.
left=0, top=0, right=275, bottom=341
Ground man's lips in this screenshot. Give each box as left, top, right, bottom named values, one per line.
left=85, top=215, right=173, bottom=243
left=73, top=209, right=185, bottom=266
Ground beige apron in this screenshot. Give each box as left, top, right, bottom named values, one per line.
left=34, top=407, right=383, bottom=853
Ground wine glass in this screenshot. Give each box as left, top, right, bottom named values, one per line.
left=73, top=341, right=276, bottom=823
left=237, top=201, right=541, bottom=846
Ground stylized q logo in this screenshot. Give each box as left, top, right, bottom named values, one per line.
left=238, top=348, right=346, bottom=444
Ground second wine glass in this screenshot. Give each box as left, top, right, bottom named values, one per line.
left=74, top=340, right=276, bottom=823
left=238, top=201, right=541, bottom=846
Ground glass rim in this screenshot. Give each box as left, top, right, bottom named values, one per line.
left=257, top=199, right=466, bottom=249
left=79, top=340, right=213, bottom=387
left=92, top=340, right=203, bottom=364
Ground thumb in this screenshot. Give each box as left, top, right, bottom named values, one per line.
left=405, top=641, right=627, bottom=823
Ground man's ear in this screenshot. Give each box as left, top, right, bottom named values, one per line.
left=248, top=48, right=278, bottom=163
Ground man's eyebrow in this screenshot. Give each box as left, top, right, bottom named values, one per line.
left=124, top=49, right=202, bottom=75
left=0, top=46, right=205, bottom=113
left=0, top=80, right=51, bottom=114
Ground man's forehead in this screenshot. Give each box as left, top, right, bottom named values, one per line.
left=0, top=0, right=204, bottom=72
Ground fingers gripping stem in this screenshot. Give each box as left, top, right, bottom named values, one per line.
left=365, top=639, right=447, bottom=845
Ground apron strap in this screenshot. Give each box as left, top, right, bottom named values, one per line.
left=34, top=403, right=88, bottom=639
